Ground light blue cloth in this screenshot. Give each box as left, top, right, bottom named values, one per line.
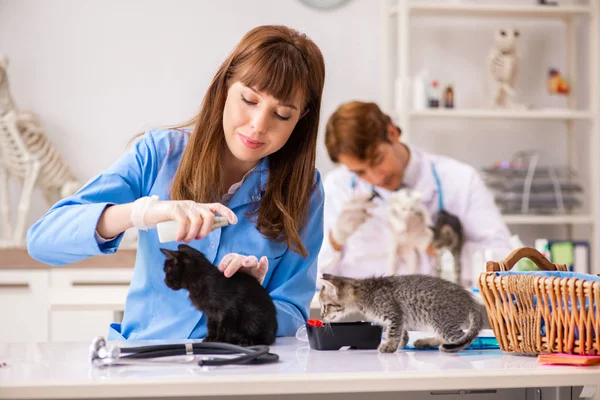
left=404, top=336, right=500, bottom=351
left=27, top=129, right=325, bottom=340
left=495, top=271, right=600, bottom=282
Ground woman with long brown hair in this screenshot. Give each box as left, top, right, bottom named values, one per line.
left=27, top=25, right=326, bottom=340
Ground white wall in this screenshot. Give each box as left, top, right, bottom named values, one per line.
left=0, top=0, right=380, bottom=226
left=0, top=0, right=596, bottom=247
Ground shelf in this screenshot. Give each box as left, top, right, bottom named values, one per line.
left=503, top=214, right=594, bottom=225
left=384, top=0, right=600, bottom=271
left=407, top=108, right=595, bottom=120
left=395, top=3, right=592, bottom=19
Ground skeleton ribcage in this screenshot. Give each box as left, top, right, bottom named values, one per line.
left=0, top=111, right=77, bottom=191
left=490, top=53, right=514, bottom=83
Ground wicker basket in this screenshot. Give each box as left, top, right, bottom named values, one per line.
left=478, top=247, right=600, bottom=356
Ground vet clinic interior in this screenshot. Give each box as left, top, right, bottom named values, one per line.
left=1, top=0, right=600, bottom=399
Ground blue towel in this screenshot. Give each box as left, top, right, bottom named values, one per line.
left=404, top=336, right=500, bottom=351
left=495, top=270, right=600, bottom=281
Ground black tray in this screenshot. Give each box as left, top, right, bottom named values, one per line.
left=306, top=321, right=383, bottom=351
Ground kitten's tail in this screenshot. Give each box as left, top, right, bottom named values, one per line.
left=440, top=309, right=484, bottom=353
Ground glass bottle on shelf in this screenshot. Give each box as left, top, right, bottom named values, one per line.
left=428, top=80, right=440, bottom=108
left=444, top=85, right=454, bottom=108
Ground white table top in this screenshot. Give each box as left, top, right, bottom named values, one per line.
left=1, top=335, right=599, bottom=399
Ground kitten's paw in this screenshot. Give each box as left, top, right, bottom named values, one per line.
left=413, top=337, right=442, bottom=349
left=412, top=339, right=430, bottom=349
left=399, top=332, right=409, bottom=350
left=378, top=342, right=398, bottom=353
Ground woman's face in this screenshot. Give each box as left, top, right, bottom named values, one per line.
left=223, top=81, right=304, bottom=163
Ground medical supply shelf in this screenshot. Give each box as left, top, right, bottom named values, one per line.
left=395, top=2, right=592, bottom=18
left=408, top=108, right=595, bottom=120
left=381, top=0, right=600, bottom=273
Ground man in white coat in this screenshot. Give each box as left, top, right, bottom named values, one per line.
left=319, top=101, right=512, bottom=285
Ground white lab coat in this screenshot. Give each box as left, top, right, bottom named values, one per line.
left=318, top=145, right=512, bottom=284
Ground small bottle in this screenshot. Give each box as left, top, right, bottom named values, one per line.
left=444, top=85, right=454, bottom=108
left=428, top=80, right=440, bottom=108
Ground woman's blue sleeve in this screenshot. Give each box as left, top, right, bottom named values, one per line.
left=26, top=132, right=159, bottom=266
left=266, top=171, right=325, bottom=336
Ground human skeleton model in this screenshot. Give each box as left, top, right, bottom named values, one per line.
left=387, top=189, right=434, bottom=276
left=486, top=28, right=525, bottom=109
left=0, top=54, right=80, bottom=246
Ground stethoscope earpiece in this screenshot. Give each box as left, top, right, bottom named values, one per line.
left=91, top=336, right=106, bottom=352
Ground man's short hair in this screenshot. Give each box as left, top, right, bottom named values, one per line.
left=325, top=101, right=400, bottom=163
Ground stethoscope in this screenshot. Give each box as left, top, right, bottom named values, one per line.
left=89, top=336, right=279, bottom=368
left=351, top=161, right=444, bottom=211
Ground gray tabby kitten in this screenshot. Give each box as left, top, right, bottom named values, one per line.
left=319, top=273, right=483, bottom=353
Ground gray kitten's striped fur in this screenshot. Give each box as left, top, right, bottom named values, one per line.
left=319, top=273, right=483, bottom=353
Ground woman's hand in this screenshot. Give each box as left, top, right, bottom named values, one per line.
left=218, top=253, right=269, bottom=284
left=131, top=197, right=238, bottom=243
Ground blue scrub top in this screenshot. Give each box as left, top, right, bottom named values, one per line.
left=26, top=129, right=325, bottom=340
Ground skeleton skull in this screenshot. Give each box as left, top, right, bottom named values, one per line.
left=494, top=28, right=520, bottom=53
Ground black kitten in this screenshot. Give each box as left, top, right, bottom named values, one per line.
left=431, top=210, right=464, bottom=284
left=161, top=244, right=278, bottom=346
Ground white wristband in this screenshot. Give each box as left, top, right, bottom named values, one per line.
left=131, top=195, right=159, bottom=231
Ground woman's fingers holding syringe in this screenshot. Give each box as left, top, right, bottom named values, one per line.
left=184, top=212, right=202, bottom=243
left=195, top=203, right=237, bottom=239
left=167, top=202, right=208, bottom=242
left=170, top=205, right=191, bottom=243
left=145, top=200, right=236, bottom=243
left=173, top=201, right=236, bottom=242
left=196, top=206, right=216, bottom=240
left=205, top=203, right=238, bottom=225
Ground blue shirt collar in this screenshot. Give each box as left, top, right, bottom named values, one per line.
left=225, top=157, right=269, bottom=210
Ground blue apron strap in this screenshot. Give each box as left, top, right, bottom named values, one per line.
left=431, top=162, right=444, bottom=211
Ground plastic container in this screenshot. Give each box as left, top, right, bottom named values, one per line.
left=156, top=217, right=229, bottom=243
left=306, top=321, right=383, bottom=351
left=481, top=151, right=584, bottom=215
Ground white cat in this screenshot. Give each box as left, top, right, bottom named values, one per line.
left=387, top=189, right=434, bottom=276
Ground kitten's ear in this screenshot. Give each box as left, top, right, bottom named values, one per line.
left=160, top=248, right=178, bottom=261
left=320, top=276, right=338, bottom=298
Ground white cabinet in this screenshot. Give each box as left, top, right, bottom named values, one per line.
left=49, top=268, right=132, bottom=342
left=0, top=267, right=133, bottom=343
left=0, top=270, right=49, bottom=343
